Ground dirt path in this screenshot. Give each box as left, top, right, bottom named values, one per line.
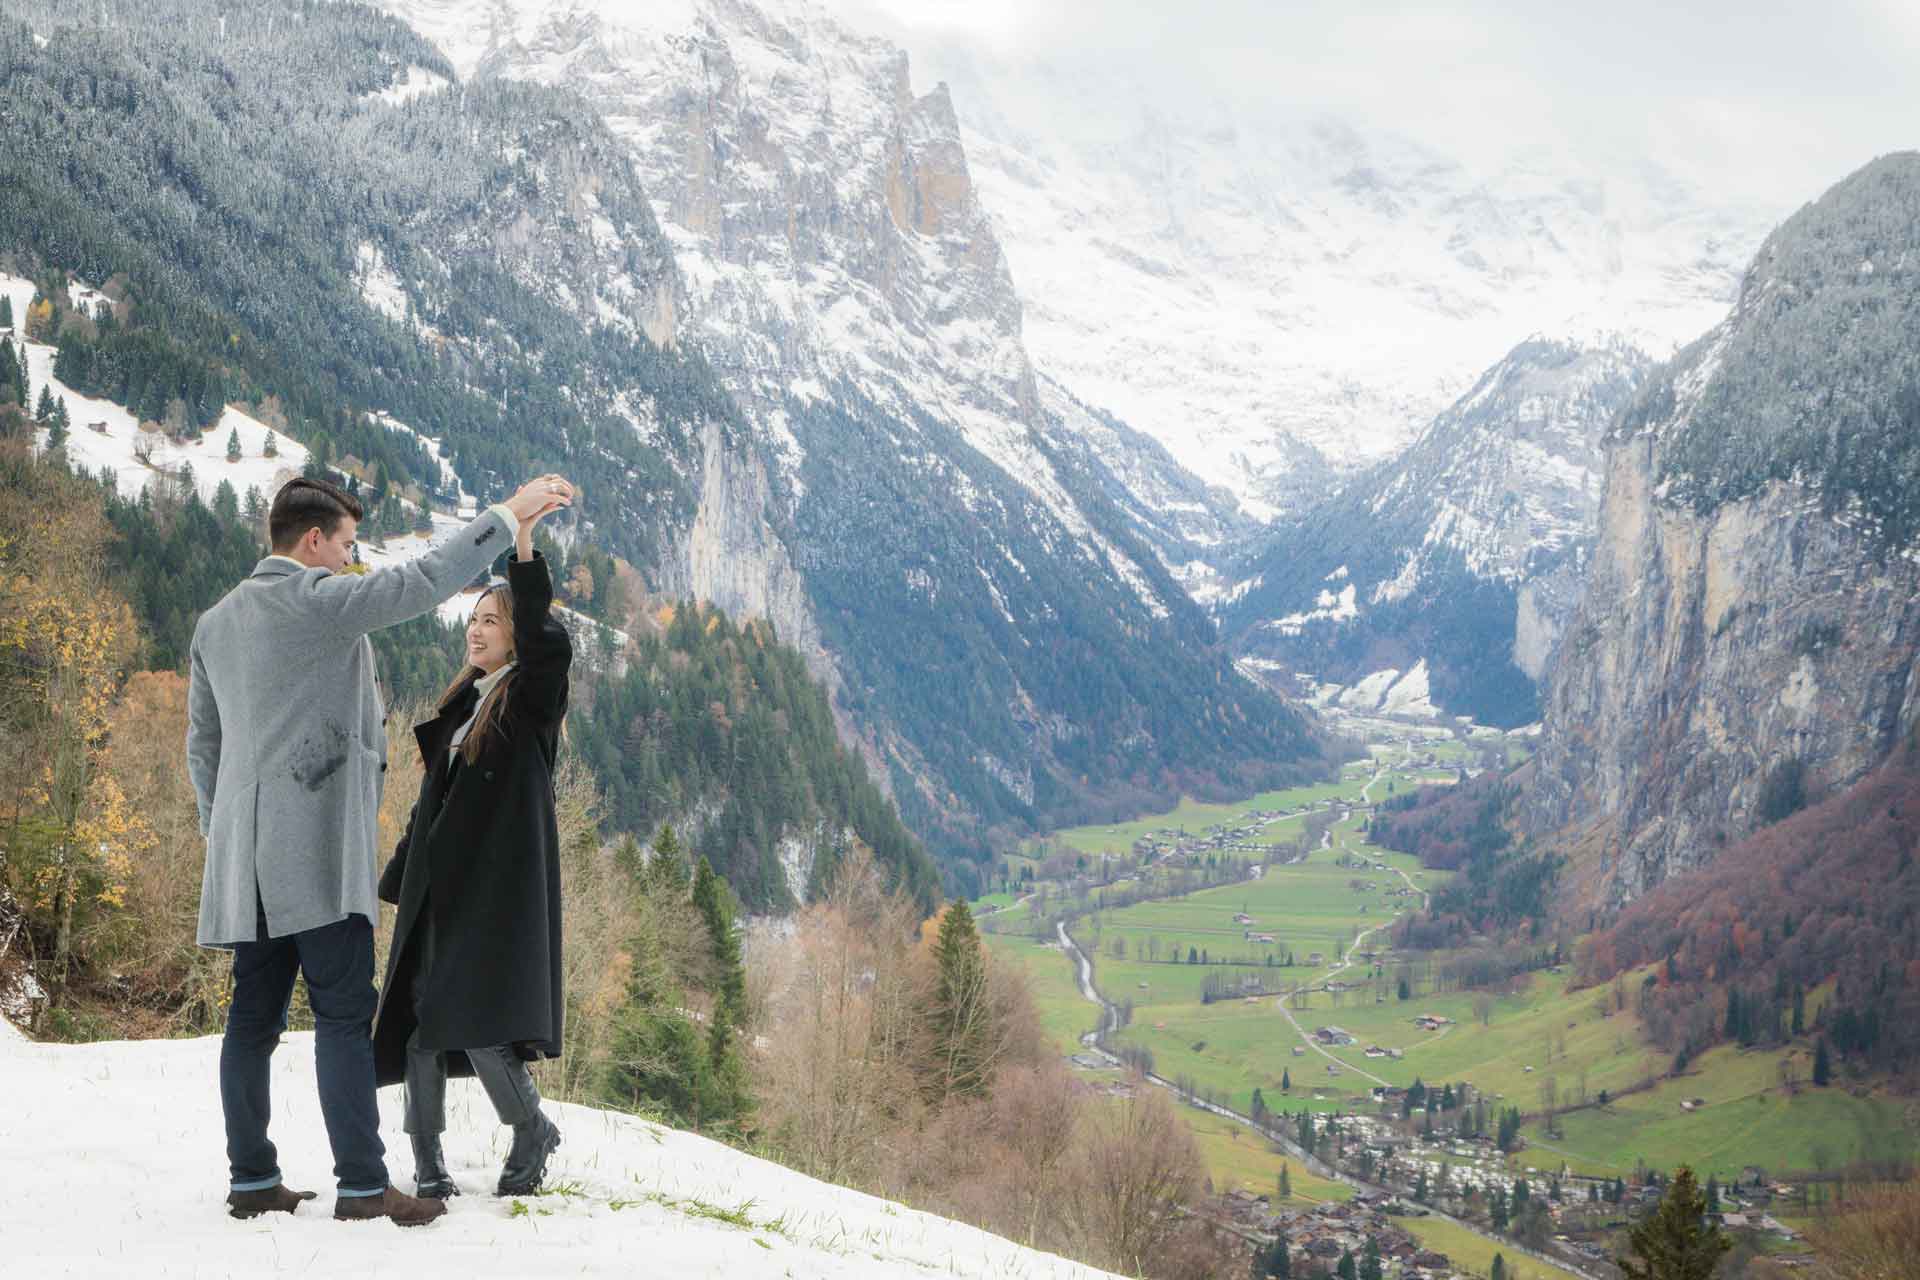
left=1272, top=994, right=1392, bottom=1088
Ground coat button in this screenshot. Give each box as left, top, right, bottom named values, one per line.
left=484, top=770, right=495, bottom=781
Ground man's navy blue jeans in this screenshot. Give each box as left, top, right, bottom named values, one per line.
left=220, top=903, right=388, bottom=1197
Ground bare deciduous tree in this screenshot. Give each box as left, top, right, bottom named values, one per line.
left=1064, top=1083, right=1203, bottom=1275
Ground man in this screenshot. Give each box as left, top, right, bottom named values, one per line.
left=187, top=472, right=573, bottom=1226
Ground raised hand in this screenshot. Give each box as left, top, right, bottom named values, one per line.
left=505, top=474, right=575, bottom=525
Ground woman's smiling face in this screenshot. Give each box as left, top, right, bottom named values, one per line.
left=466, top=591, right=513, bottom=673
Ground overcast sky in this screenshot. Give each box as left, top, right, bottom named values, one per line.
left=824, top=0, right=1920, bottom=210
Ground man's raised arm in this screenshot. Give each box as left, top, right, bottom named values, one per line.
left=304, top=476, right=574, bottom=639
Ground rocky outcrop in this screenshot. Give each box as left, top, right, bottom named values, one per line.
left=1528, top=156, right=1920, bottom=908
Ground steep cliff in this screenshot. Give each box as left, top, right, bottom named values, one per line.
left=379, top=0, right=1322, bottom=870
left=1528, top=154, right=1920, bottom=908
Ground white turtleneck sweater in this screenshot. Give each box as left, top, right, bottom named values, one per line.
left=449, top=662, right=515, bottom=756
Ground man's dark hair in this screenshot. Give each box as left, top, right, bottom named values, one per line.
left=268, top=476, right=363, bottom=551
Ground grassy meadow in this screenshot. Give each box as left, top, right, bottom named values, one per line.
left=979, top=721, right=1906, bottom=1202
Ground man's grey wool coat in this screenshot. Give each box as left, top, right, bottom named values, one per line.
left=188, top=508, right=514, bottom=947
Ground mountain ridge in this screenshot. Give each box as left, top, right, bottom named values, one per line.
left=1226, top=335, right=1651, bottom=726
left=1528, top=152, right=1920, bottom=909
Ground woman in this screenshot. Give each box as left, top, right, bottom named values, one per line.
left=372, top=482, right=573, bottom=1199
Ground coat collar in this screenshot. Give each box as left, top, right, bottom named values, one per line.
left=249, top=555, right=318, bottom=581
left=414, top=678, right=479, bottom=759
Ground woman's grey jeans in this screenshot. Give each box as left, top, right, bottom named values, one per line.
left=402, top=904, right=542, bottom=1134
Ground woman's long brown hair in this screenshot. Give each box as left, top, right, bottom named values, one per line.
left=435, top=581, right=516, bottom=765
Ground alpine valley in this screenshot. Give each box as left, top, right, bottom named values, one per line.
left=7, top=0, right=1920, bottom=1277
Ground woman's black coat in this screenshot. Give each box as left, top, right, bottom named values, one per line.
left=371, top=552, right=571, bottom=1088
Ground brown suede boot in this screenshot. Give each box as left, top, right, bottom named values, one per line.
left=226, top=1184, right=319, bottom=1219
left=333, top=1185, right=449, bottom=1227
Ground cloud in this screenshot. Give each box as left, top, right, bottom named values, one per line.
left=825, top=0, right=1920, bottom=209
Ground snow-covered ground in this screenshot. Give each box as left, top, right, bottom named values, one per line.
left=1306, top=660, right=1440, bottom=720
left=2, top=276, right=316, bottom=508
left=0, top=1028, right=1115, bottom=1278
left=0, top=274, right=521, bottom=591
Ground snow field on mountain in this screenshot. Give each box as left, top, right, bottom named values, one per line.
left=1, top=276, right=316, bottom=509
left=0, top=1029, right=1115, bottom=1278
left=0, top=275, right=544, bottom=606
left=914, top=49, right=1772, bottom=514
left=1308, top=660, right=1440, bottom=720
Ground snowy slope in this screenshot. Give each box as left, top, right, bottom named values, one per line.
left=0, top=275, right=525, bottom=592
left=1226, top=336, right=1652, bottom=726
left=889, top=49, right=1774, bottom=517
left=377, top=0, right=1183, bottom=620
left=0, top=1028, right=1115, bottom=1279
left=2, top=276, right=314, bottom=507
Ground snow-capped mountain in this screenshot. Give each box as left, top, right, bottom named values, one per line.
left=1225, top=336, right=1652, bottom=725
left=880, top=43, right=1773, bottom=518
left=375, top=0, right=1318, bottom=859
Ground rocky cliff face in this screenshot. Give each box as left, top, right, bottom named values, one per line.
left=380, top=0, right=1318, bottom=868
left=1528, top=155, right=1920, bottom=908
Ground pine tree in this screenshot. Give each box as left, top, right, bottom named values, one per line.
left=1704, top=1175, right=1720, bottom=1214
left=1254, top=1234, right=1291, bottom=1279
left=1336, top=1249, right=1356, bottom=1280
left=1791, top=986, right=1806, bottom=1036
left=226, top=427, right=242, bottom=462
left=1282, top=1068, right=1291, bottom=1092
left=415, top=490, right=435, bottom=534
left=930, top=899, right=994, bottom=1101
left=0, top=295, right=12, bottom=328
left=1490, top=1254, right=1507, bottom=1280
left=1359, top=1237, right=1382, bottom=1280
left=645, top=825, right=691, bottom=897
left=262, top=430, right=278, bottom=458
left=1813, top=1038, right=1831, bottom=1086
left=691, top=855, right=748, bottom=1128
left=1278, top=1162, right=1292, bottom=1199
left=243, top=485, right=265, bottom=523
left=213, top=479, right=239, bottom=523
left=34, top=384, right=54, bottom=421
left=1616, top=1166, right=1731, bottom=1280
left=1252, top=1086, right=1269, bottom=1127
left=1490, top=1184, right=1510, bottom=1232
left=46, top=400, right=69, bottom=450
left=0, top=337, right=19, bottom=405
